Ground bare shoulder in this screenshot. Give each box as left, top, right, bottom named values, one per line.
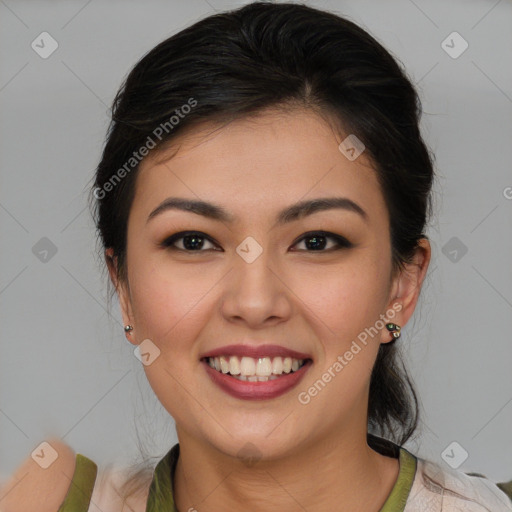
left=0, top=438, right=77, bottom=512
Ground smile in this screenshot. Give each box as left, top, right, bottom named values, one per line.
left=205, top=355, right=307, bottom=381
left=202, top=356, right=312, bottom=401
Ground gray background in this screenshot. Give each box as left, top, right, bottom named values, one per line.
left=1, top=0, right=511, bottom=483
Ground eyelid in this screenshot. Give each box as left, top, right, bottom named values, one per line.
left=160, top=230, right=353, bottom=252
left=291, top=230, right=353, bottom=249
left=159, top=230, right=221, bottom=251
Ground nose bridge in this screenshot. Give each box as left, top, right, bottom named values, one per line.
left=233, top=234, right=277, bottom=290
left=220, top=234, right=291, bottom=324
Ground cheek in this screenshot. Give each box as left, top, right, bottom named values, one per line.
left=286, top=254, right=390, bottom=348
left=291, top=259, right=389, bottom=415
left=128, top=256, right=222, bottom=350
left=131, top=270, right=182, bottom=340
left=127, top=260, right=212, bottom=416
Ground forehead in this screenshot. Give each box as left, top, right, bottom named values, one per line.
left=132, top=108, right=387, bottom=226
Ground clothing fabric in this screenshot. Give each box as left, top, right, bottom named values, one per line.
left=56, top=438, right=512, bottom=512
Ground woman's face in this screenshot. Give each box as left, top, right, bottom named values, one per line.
left=114, top=109, right=426, bottom=461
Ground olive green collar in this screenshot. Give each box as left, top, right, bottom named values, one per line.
left=380, top=446, right=417, bottom=511
left=58, top=454, right=98, bottom=512
left=145, top=443, right=179, bottom=512
left=57, top=439, right=416, bottom=511
left=145, top=440, right=417, bottom=512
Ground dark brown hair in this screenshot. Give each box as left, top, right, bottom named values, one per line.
left=90, top=0, right=434, bottom=502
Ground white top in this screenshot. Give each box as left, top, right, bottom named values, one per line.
left=85, top=451, right=512, bottom=511
left=404, top=456, right=512, bottom=511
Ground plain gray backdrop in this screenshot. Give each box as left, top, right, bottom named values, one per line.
left=1, top=0, right=511, bottom=484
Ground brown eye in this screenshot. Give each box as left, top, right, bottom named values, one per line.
left=160, top=231, right=220, bottom=252
left=160, top=230, right=352, bottom=253
left=291, top=231, right=353, bottom=252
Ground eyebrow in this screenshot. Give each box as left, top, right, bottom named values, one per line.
left=147, top=196, right=368, bottom=226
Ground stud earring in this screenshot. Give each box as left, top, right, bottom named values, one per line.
left=124, top=325, right=134, bottom=333
left=385, top=323, right=401, bottom=341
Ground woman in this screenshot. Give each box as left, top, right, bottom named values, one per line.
left=1, top=2, right=511, bottom=511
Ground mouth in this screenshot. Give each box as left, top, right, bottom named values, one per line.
left=202, top=355, right=309, bottom=381
left=200, top=354, right=313, bottom=401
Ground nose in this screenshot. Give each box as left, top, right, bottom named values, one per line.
left=220, top=246, right=293, bottom=329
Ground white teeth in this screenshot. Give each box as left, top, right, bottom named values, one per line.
left=229, top=356, right=241, bottom=375
left=240, top=357, right=256, bottom=376
left=272, top=357, right=283, bottom=374
left=219, top=356, right=230, bottom=374
left=256, top=357, right=272, bottom=376
left=231, top=374, right=280, bottom=382
left=206, top=355, right=307, bottom=378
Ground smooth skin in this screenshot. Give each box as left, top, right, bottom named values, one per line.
left=0, top=438, right=76, bottom=512
left=107, top=108, right=431, bottom=512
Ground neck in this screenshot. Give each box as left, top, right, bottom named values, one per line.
left=173, top=428, right=399, bottom=512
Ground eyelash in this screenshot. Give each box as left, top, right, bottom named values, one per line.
left=159, top=230, right=353, bottom=253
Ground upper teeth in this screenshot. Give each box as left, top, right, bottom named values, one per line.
left=207, top=356, right=305, bottom=377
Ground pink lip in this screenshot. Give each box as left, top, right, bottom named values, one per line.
left=202, top=359, right=312, bottom=401
left=199, top=344, right=312, bottom=360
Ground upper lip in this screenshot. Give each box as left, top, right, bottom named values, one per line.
left=200, top=344, right=312, bottom=360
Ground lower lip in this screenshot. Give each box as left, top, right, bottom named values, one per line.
left=202, top=359, right=312, bottom=401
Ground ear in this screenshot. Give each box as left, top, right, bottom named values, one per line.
left=380, top=238, right=431, bottom=344
left=105, top=248, right=137, bottom=345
